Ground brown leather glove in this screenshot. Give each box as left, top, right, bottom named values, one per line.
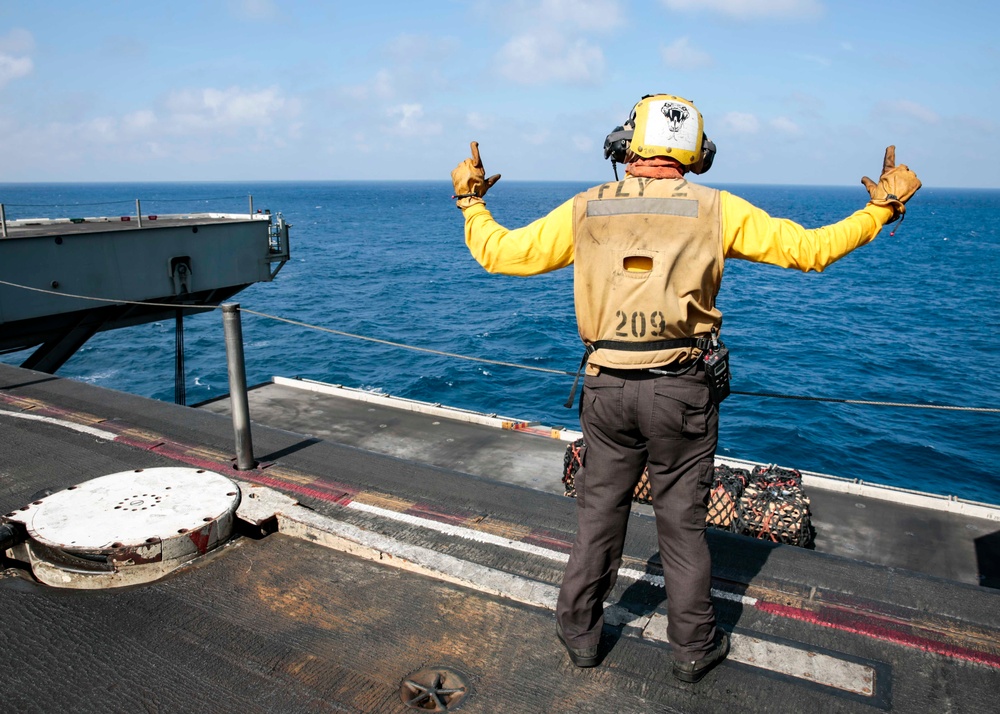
left=861, top=146, right=921, bottom=222
left=451, top=141, right=500, bottom=209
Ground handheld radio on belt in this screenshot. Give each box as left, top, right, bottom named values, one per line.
left=703, top=328, right=730, bottom=404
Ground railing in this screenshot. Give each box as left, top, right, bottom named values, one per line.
left=0, top=194, right=260, bottom=236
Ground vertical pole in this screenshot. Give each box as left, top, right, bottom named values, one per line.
left=174, top=308, right=186, bottom=406
left=0, top=203, right=7, bottom=238
left=136, top=199, right=143, bottom=228
left=222, top=303, right=255, bottom=470
left=249, top=194, right=254, bottom=216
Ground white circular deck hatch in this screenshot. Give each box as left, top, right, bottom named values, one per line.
left=5, top=467, right=241, bottom=589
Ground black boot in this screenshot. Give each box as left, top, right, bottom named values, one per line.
left=556, top=622, right=600, bottom=668
left=672, top=631, right=730, bottom=683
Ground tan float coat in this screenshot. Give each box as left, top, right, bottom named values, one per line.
left=572, top=177, right=722, bottom=369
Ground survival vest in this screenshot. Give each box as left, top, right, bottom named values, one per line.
left=572, top=176, right=724, bottom=369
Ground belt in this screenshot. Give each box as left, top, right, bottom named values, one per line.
left=600, top=359, right=703, bottom=378
left=587, top=335, right=713, bottom=354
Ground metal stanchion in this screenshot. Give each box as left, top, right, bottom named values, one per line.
left=1, top=204, right=7, bottom=238
left=136, top=199, right=143, bottom=228
left=174, top=308, right=186, bottom=406
left=222, top=303, right=255, bottom=470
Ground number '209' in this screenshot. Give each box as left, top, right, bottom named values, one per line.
left=615, top=310, right=669, bottom=338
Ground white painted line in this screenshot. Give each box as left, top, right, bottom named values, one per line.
left=238, top=481, right=872, bottom=695
left=349, top=500, right=758, bottom=606
left=346, top=500, right=570, bottom=563
left=644, top=614, right=875, bottom=696
left=731, top=632, right=875, bottom=695
left=239, top=481, right=559, bottom=609
left=279, top=507, right=560, bottom=610
left=0, top=409, right=116, bottom=440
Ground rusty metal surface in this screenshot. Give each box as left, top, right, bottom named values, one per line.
left=0, top=531, right=995, bottom=713
left=1, top=363, right=1000, bottom=712
left=4, top=467, right=239, bottom=588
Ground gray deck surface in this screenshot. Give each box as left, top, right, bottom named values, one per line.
left=3, top=215, right=256, bottom=239
left=201, top=379, right=998, bottom=586
left=1, top=363, right=998, bottom=713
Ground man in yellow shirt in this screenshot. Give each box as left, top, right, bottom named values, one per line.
left=450, top=94, right=921, bottom=683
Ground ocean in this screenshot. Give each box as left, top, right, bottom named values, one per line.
left=1, top=181, right=998, bottom=504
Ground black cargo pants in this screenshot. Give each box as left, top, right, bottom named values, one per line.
left=555, top=365, right=719, bottom=662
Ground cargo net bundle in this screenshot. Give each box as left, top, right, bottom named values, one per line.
left=562, top=439, right=814, bottom=548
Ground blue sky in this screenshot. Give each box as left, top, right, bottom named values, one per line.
left=1, top=0, right=997, bottom=187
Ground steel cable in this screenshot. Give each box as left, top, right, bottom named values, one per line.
left=0, top=278, right=996, bottom=414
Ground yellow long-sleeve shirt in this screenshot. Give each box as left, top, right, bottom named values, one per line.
left=462, top=187, right=894, bottom=276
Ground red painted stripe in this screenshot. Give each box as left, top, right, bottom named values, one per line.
left=8, top=391, right=1000, bottom=669
left=239, top=472, right=356, bottom=505
left=523, top=531, right=573, bottom=553
left=115, top=435, right=233, bottom=469
left=756, top=601, right=1000, bottom=669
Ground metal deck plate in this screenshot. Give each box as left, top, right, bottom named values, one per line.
left=5, top=467, right=240, bottom=589
left=12, top=467, right=239, bottom=549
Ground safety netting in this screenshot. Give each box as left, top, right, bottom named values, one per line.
left=562, top=439, right=814, bottom=548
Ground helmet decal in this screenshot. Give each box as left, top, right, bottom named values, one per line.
left=661, top=102, right=690, bottom=137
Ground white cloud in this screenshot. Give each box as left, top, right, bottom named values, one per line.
left=83, top=117, right=118, bottom=143
left=722, top=112, right=760, bottom=134
left=661, top=37, right=714, bottom=70
left=0, top=54, right=32, bottom=88
left=0, top=83, right=306, bottom=179
left=660, top=0, right=823, bottom=20
left=497, top=32, right=605, bottom=85
left=164, top=86, right=294, bottom=131
left=491, top=0, right=621, bottom=85
left=387, top=103, right=442, bottom=137
left=0, top=29, right=34, bottom=88
left=122, top=110, right=157, bottom=133
left=769, top=116, right=801, bottom=136
left=467, top=112, right=491, bottom=131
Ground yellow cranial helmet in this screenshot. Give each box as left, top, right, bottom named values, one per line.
left=628, top=94, right=705, bottom=166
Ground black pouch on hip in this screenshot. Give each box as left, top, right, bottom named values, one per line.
left=704, top=343, right=731, bottom=404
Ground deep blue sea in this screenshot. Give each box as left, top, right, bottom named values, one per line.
left=1, top=181, right=998, bottom=504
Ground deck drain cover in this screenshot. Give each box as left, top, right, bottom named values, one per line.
left=4, top=467, right=240, bottom=589
left=400, top=667, right=470, bottom=711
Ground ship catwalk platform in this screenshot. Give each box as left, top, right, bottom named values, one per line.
left=1, top=363, right=998, bottom=713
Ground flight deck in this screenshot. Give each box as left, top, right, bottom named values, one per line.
left=1, top=363, right=998, bottom=712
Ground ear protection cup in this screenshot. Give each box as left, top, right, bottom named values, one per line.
left=690, top=136, right=716, bottom=175
left=603, top=125, right=633, bottom=163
